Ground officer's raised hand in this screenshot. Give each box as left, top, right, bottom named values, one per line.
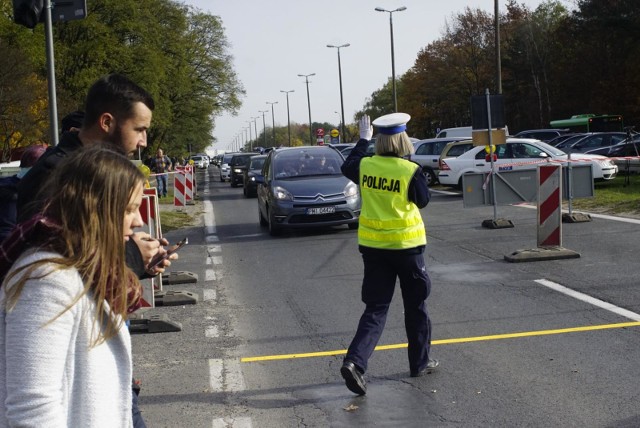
left=359, top=115, right=373, bottom=141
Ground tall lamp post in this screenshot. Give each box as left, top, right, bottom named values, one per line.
left=494, top=0, right=502, bottom=94
left=280, top=89, right=294, bottom=146
left=266, top=101, right=278, bottom=146
left=298, top=73, right=315, bottom=145
left=252, top=116, right=260, bottom=151
left=246, top=121, right=253, bottom=149
left=259, top=110, right=269, bottom=147
left=375, top=6, right=406, bottom=113
left=244, top=128, right=250, bottom=151
left=327, top=43, right=350, bottom=141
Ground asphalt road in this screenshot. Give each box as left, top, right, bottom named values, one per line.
left=133, top=166, right=640, bottom=428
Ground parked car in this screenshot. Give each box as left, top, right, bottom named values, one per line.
left=190, top=155, right=208, bottom=169
left=438, top=139, right=476, bottom=164
left=600, top=137, right=640, bottom=174
left=513, top=129, right=569, bottom=142
left=409, top=137, right=469, bottom=185
left=436, top=126, right=472, bottom=138
left=229, top=153, right=258, bottom=187
left=256, top=146, right=360, bottom=236
left=547, top=133, right=582, bottom=147
left=555, top=132, right=628, bottom=154
left=437, top=138, right=618, bottom=189
left=243, top=155, right=267, bottom=197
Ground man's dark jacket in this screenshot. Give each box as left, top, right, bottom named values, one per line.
left=16, top=131, right=149, bottom=278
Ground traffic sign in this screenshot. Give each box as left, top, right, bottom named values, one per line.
left=330, top=129, right=339, bottom=138
left=316, top=128, right=325, bottom=137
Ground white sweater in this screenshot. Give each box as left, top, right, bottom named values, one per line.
left=0, top=251, right=133, bottom=428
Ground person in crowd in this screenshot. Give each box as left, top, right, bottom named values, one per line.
left=0, top=145, right=47, bottom=244
left=339, top=113, right=437, bottom=396
left=0, top=147, right=145, bottom=426
left=16, top=73, right=174, bottom=428
left=151, top=148, right=172, bottom=198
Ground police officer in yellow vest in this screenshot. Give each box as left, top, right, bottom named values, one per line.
left=339, top=113, right=438, bottom=396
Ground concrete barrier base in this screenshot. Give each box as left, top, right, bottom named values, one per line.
left=154, top=290, right=199, bottom=306
left=482, top=218, right=515, bottom=229
left=504, top=246, right=580, bottom=263
left=129, top=314, right=183, bottom=334
left=562, top=212, right=592, bottom=223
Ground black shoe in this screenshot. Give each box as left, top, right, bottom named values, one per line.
left=410, top=359, right=439, bottom=377
left=341, top=361, right=366, bottom=395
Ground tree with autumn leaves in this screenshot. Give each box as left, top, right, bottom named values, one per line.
left=358, top=0, right=640, bottom=138
left=0, top=0, right=243, bottom=161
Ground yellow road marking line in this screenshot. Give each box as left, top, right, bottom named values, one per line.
left=240, top=321, right=640, bottom=363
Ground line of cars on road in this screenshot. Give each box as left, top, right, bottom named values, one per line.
left=217, top=146, right=361, bottom=236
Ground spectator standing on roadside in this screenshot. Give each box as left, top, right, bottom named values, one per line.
left=339, top=113, right=437, bottom=396
left=16, top=73, right=176, bottom=428
left=0, top=145, right=47, bottom=244
left=0, top=147, right=145, bottom=427
left=151, top=148, right=172, bottom=198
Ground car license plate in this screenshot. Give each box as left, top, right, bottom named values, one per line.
left=307, top=206, right=335, bottom=215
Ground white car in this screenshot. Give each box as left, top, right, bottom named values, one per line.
left=438, top=138, right=618, bottom=188
left=191, top=155, right=208, bottom=169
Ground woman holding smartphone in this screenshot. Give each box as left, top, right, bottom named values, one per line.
left=0, top=146, right=145, bottom=426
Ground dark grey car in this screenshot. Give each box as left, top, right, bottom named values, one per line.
left=256, top=146, right=361, bottom=236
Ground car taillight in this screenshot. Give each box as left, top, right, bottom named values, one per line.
left=439, top=159, right=450, bottom=170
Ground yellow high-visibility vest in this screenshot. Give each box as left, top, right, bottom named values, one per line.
left=358, top=156, right=426, bottom=249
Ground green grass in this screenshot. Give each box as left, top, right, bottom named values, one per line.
left=159, top=210, right=197, bottom=233
left=572, top=175, right=640, bottom=214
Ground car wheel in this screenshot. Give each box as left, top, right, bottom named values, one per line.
left=348, top=221, right=359, bottom=230
left=220, top=174, right=224, bottom=182
left=268, top=207, right=281, bottom=236
left=259, top=206, right=268, bottom=227
left=231, top=180, right=237, bottom=188
left=243, top=186, right=248, bottom=197
left=422, top=167, right=437, bottom=186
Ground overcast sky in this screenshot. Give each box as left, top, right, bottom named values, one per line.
left=184, top=1, right=568, bottom=152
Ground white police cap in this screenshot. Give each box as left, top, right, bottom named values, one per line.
left=372, top=112, right=411, bottom=135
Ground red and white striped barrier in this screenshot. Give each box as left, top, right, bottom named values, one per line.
left=537, top=165, right=562, bottom=247
left=137, top=188, right=164, bottom=308
left=184, top=165, right=194, bottom=205
left=174, top=170, right=186, bottom=207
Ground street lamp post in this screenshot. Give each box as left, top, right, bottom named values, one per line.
left=327, top=43, right=350, bottom=141
left=266, top=101, right=278, bottom=146
left=246, top=121, right=253, bottom=149
left=252, top=117, right=260, bottom=151
left=259, top=110, right=269, bottom=147
left=494, top=0, right=502, bottom=94
left=280, top=90, right=294, bottom=146
left=375, top=6, right=406, bottom=113
left=298, top=73, right=315, bottom=145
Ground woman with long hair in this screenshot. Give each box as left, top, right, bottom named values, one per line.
left=0, top=146, right=145, bottom=426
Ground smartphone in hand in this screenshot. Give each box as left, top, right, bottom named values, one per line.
left=147, top=237, right=188, bottom=270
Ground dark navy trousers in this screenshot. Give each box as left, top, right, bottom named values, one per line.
left=345, top=249, right=432, bottom=374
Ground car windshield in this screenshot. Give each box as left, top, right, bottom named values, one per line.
left=231, top=155, right=252, bottom=166
left=222, top=154, right=234, bottom=163
left=531, top=140, right=567, bottom=156
left=250, top=157, right=266, bottom=169
left=274, top=150, right=343, bottom=178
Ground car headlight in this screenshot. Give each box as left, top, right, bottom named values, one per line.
left=234, top=168, right=242, bottom=173
left=344, top=181, right=359, bottom=199
left=274, top=185, right=293, bottom=201
left=250, top=176, right=256, bottom=182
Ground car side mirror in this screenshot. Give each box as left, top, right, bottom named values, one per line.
left=255, top=175, right=265, bottom=185
left=539, top=152, right=549, bottom=158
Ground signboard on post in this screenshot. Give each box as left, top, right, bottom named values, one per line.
left=316, top=128, right=325, bottom=145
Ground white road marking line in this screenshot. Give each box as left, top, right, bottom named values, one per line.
left=203, top=289, right=217, bottom=301
left=514, top=203, right=640, bottom=225
left=210, top=256, right=222, bottom=265
left=208, top=359, right=246, bottom=393
left=206, top=235, right=220, bottom=244
left=229, top=233, right=263, bottom=239
left=206, top=269, right=217, bottom=281
left=212, top=417, right=253, bottom=428
left=208, top=245, right=222, bottom=253
left=535, top=279, right=640, bottom=321
left=205, top=326, right=219, bottom=338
